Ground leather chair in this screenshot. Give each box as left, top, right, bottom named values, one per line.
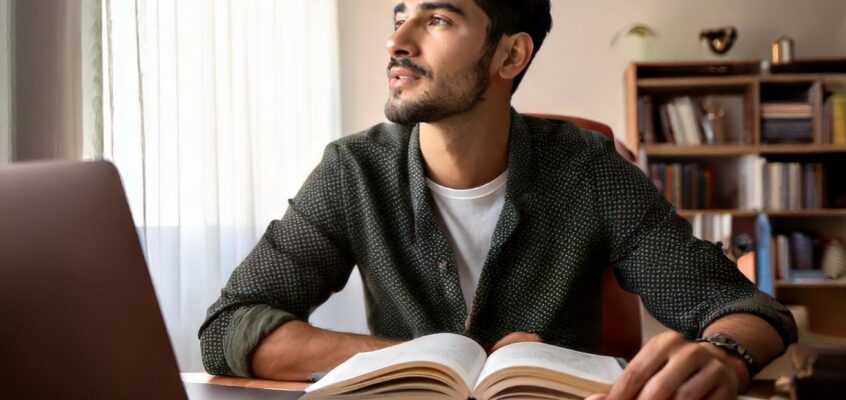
left=526, top=113, right=642, bottom=360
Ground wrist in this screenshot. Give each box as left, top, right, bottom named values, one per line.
left=696, top=334, right=754, bottom=389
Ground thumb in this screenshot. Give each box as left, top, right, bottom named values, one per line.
left=585, top=394, right=607, bottom=400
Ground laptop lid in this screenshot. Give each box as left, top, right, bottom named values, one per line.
left=0, top=161, right=187, bottom=400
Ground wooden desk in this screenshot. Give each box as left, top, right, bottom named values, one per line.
left=181, top=373, right=306, bottom=399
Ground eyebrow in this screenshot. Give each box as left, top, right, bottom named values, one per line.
left=393, top=2, right=466, bottom=17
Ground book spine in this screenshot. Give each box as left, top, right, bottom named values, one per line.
left=667, top=102, right=686, bottom=145
left=673, top=163, right=683, bottom=209
left=703, top=168, right=714, bottom=209
left=754, top=157, right=765, bottom=210
left=815, top=164, right=825, bottom=208
left=756, top=214, right=775, bottom=295
left=659, top=104, right=675, bottom=144
left=665, top=164, right=674, bottom=206
left=788, top=163, right=802, bottom=210
left=683, top=164, right=693, bottom=209
left=832, top=95, right=846, bottom=144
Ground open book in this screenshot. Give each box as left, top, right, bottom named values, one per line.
left=302, top=333, right=623, bottom=400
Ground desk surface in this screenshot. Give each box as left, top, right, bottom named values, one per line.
left=181, top=372, right=775, bottom=400
left=182, top=373, right=306, bottom=400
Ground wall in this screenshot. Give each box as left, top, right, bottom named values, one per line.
left=338, top=0, right=846, bottom=141
left=13, top=0, right=84, bottom=161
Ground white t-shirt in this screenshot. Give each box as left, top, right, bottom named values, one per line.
left=425, top=171, right=508, bottom=313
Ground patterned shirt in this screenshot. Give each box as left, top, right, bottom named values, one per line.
left=199, top=110, right=797, bottom=377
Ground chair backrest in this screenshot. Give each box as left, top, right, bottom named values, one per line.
left=526, top=113, right=642, bottom=360
left=527, top=113, right=636, bottom=162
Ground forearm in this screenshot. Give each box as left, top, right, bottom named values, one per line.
left=702, top=312, right=786, bottom=386
left=251, top=320, right=402, bottom=381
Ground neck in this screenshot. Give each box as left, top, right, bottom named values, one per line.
left=418, top=96, right=512, bottom=189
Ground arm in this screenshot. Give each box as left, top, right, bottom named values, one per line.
left=701, top=312, right=786, bottom=385
left=251, top=320, right=401, bottom=381
left=199, top=144, right=393, bottom=379
left=584, top=137, right=796, bottom=398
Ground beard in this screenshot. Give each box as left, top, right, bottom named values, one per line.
left=384, top=47, right=494, bottom=125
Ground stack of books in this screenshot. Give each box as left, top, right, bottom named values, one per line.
left=760, top=102, right=814, bottom=144
left=648, top=162, right=713, bottom=210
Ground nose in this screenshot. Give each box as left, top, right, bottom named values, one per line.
left=387, top=20, right=420, bottom=58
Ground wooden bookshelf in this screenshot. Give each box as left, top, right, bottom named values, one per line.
left=625, top=60, right=846, bottom=337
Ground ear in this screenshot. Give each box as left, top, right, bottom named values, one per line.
left=496, top=32, right=534, bottom=80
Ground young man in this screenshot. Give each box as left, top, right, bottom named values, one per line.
left=200, top=1, right=797, bottom=398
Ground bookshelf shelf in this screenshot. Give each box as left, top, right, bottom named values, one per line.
left=677, top=209, right=757, bottom=218
left=675, top=209, right=846, bottom=218
left=637, top=76, right=757, bottom=89
left=776, top=280, right=846, bottom=289
left=626, top=60, right=846, bottom=337
left=766, top=209, right=846, bottom=217
left=644, top=144, right=846, bottom=157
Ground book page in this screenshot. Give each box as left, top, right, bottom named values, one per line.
left=474, top=342, right=622, bottom=388
left=306, top=333, right=486, bottom=393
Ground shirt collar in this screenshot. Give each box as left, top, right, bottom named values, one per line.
left=407, top=108, right=535, bottom=241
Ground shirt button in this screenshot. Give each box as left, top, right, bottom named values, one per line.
left=438, top=260, right=448, bottom=269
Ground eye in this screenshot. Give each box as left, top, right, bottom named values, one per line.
left=393, top=19, right=406, bottom=31
left=430, top=16, right=451, bottom=26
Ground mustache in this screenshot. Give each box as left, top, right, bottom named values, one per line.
left=387, top=58, right=431, bottom=78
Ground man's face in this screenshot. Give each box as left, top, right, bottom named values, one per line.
left=385, top=0, right=495, bottom=124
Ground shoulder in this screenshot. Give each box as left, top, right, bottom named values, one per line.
left=330, top=122, right=412, bottom=153
left=520, top=114, right=617, bottom=172
left=316, top=122, right=414, bottom=184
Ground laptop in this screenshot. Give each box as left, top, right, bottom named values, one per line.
left=0, top=161, right=302, bottom=399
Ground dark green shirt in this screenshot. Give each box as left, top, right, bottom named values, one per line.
left=199, top=110, right=797, bottom=377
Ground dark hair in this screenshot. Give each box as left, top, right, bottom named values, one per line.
left=473, top=0, right=552, bottom=94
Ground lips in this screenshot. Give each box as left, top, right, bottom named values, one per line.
left=389, top=67, right=420, bottom=88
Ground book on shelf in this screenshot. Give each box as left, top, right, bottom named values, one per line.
left=641, top=95, right=746, bottom=146
left=648, top=162, right=713, bottom=209
left=637, top=96, right=656, bottom=144
left=756, top=214, right=775, bottom=296
left=763, top=162, right=825, bottom=210
left=302, top=333, right=624, bottom=400
left=829, top=93, right=846, bottom=144
left=766, top=230, right=834, bottom=282
left=689, top=213, right=733, bottom=258
left=739, top=155, right=765, bottom=210
left=675, top=97, right=703, bottom=146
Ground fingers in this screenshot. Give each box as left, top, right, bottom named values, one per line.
left=606, top=332, right=683, bottom=399
left=605, top=330, right=741, bottom=400
left=585, top=394, right=607, bottom=400
left=637, top=343, right=711, bottom=399
left=671, top=359, right=734, bottom=400
left=489, top=331, right=542, bottom=353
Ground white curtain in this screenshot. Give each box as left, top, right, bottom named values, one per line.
left=103, top=0, right=345, bottom=371
left=0, top=0, right=11, bottom=163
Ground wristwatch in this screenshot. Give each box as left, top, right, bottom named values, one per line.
left=696, top=333, right=759, bottom=376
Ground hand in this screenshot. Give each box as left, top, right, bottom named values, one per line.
left=487, top=331, right=542, bottom=354
left=586, top=331, right=750, bottom=400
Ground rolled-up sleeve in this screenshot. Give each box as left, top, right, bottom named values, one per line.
left=199, top=144, right=355, bottom=376
left=589, top=137, right=797, bottom=346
